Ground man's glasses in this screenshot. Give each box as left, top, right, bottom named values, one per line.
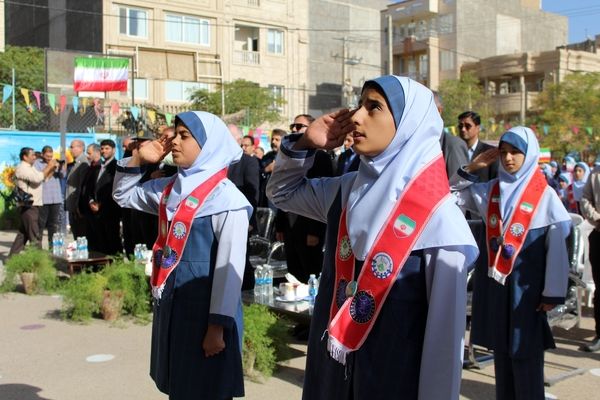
left=457, top=122, right=473, bottom=130
left=289, top=123, right=308, bottom=131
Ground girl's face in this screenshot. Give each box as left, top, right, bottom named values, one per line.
left=171, top=124, right=201, bottom=168
left=499, top=142, right=525, bottom=174
left=351, top=87, right=396, bottom=157
left=574, top=166, right=585, bottom=181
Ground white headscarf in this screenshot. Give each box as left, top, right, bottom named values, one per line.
left=165, top=111, right=251, bottom=220
left=496, top=127, right=570, bottom=233
left=573, top=161, right=591, bottom=201
left=344, top=76, right=478, bottom=260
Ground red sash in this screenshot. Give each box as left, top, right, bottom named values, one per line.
left=327, top=155, right=449, bottom=364
left=485, top=170, right=547, bottom=285
left=151, top=168, right=227, bottom=299
left=566, top=184, right=578, bottom=213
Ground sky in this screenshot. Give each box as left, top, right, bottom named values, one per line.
left=541, top=0, right=600, bottom=43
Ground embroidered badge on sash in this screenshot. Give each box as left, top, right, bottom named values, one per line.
left=161, top=248, right=178, bottom=268
left=371, top=252, right=393, bottom=279
left=489, top=237, right=501, bottom=252
left=519, top=202, right=534, bottom=214
left=501, top=244, right=515, bottom=259
left=345, top=281, right=358, bottom=298
left=184, top=196, right=199, bottom=209
left=153, top=249, right=163, bottom=269
left=339, top=235, right=352, bottom=261
left=336, top=279, right=349, bottom=308
left=509, top=223, right=525, bottom=237
left=489, top=214, right=498, bottom=228
left=172, top=222, right=187, bottom=239
left=350, top=291, right=376, bottom=324
left=393, top=214, right=416, bottom=238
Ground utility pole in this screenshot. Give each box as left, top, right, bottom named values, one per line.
left=388, top=15, right=393, bottom=75
left=11, top=68, right=16, bottom=129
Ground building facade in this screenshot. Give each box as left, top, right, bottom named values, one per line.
left=462, top=46, right=600, bottom=123
left=381, top=0, right=568, bottom=90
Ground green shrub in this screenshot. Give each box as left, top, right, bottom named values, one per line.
left=60, top=259, right=151, bottom=322
left=61, top=272, right=107, bottom=322
left=1, top=246, right=58, bottom=294
left=242, top=304, right=293, bottom=379
left=102, top=260, right=151, bottom=317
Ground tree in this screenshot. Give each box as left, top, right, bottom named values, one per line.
left=534, top=72, right=600, bottom=157
left=437, top=71, right=493, bottom=138
left=0, top=46, right=47, bottom=130
left=189, top=79, right=284, bottom=127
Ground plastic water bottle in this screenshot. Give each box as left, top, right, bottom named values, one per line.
left=59, top=233, right=65, bottom=257
left=263, top=265, right=273, bottom=300
left=308, top=274, right=319, bottom=304
left=51, top=233, right=59, bottom=256
left=78, top=236, right=88, bottom=259
left=254, top=265, right=264, bottom=300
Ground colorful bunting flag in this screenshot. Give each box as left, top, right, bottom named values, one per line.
left=111, top=101, right=120, bottom=116
left=72, top=96, right=79, bottom=114
left=47, top=93, right=57, bottom=114
left=543, top=125, right=549, bottom=135
left=32, top=90, right=41, bottom=110
left=147, top=109, right=156, bottom=124
left=2, top=85, right=13, bottom=104
left=165, top=113, right=173, bottom=126
left=585, top=127, right=593, bottom=136
left=130, top=106, right=139, bottom=120
left=571, top=126, right=579, bottom=135
left=21, top=88, right=31, bottom=112
left=60, top=95, right=67, bottom=113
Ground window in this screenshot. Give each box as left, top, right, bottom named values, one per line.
left=440, top=50, right=455, bottom=71
left=437, top=14, right=453, bottom=35
left=165, top=81, right=208, bottom=102
left=166, top=14, right=210, bottom=46
left=268, top=85, right=284, bottom=112
left=119, top=7, right=148, bottom=37
left=128, top=78, right=148, bottom=100
left=267, top=29, right=284, bottom=54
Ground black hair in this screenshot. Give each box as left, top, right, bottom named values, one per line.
left=100, top=139, right=116, bottom=148
left=458, top=111, right=481, bottom=125
left=19, top=147, right=34, bottom=160
left=271, top=129, right=287, bottom=138
left=242, top=135, right=254, bottom=142
left=294, top=114, right=315, bottom=123
left=41, top=145, right=53, bottom=154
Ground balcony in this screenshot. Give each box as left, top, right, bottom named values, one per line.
left=389, top=0, right=438, bottom=21
left=488, top=91, right=540, bottom=115
left=233, top=50, right=260, bottom=65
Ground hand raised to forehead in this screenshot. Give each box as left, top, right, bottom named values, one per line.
left=297, top=109, right=355, bottom=151
left=137, top=134, right=174, bottom=164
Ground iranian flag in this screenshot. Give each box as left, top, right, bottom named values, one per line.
left=539, top=148, right=551, bottom=164
left=74, top=57, right=129, bottom=92
left=393, top=214, right=416, bottom=238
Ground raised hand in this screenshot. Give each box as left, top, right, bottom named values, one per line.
left=466, top=148, right=498, bottom=173
left=295, top=109, right=356, bottom=151
left=137, top=134, right=174, bottom=165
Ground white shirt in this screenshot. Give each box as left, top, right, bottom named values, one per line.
left=467, top=139, right=479, bottom=161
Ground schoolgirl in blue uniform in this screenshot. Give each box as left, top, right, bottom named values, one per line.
left=113, top=111, right=251, bottom=399
left=268, top=76, right=478, bottom=400
left=452, top=126, right=571, bottom=399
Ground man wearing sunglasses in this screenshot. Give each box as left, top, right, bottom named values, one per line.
left=458, top=110, right=497, bottom=182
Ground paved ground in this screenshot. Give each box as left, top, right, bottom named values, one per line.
left=1, top=229, right=600, bottom=399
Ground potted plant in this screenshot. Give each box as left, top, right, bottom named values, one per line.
left=1, top=246, right=58, bottom=294
left=242, top=304, right=293, bottom=380
left=61, top=259, right=150, bottom=322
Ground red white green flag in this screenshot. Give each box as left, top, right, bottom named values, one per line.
left=74, top=57, right=129, bottom=92
left=539, top=147, right=551, bottom=164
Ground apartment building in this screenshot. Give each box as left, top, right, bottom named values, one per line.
left=381, top=0, right=568, bottom=90
left=462, top=47, right=600, bottom=123
left=103, top=0, right=307, bottom=120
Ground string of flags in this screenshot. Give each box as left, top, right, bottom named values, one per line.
left=0, top=82, right=175, bottom=125
left=444, top=122, right=594, bottom=138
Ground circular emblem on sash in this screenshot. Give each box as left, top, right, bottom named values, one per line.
left=335, top=279, right=348, bottom=308
left=349, top=291, right=376, bottom=324
left=371, top=252, right=393, bottom=279
left=161, top=247, right=178, bottom=268
left=489, top=214, right=498, bottom=228
left=501, top=244, right=515, bottom=260
left=338, top=235, right=353, bottom=261
left=172, top=222, right=187, bottom=239
left=509, top=223, right=525, bottom=237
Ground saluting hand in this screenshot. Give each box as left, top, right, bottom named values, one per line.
left=465, top=148, right=499, bottom=173
left=295, top=109, right=356, bottom=151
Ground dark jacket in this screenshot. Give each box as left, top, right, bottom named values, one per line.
left=471, top=140, right=499, bottom=182
left=335, top=148, right=360, bottom=176
left=228, top=154, right=260, bottom=230
left=440, top=132, right=468, bottom=179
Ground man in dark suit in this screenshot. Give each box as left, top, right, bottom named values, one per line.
left=335, top=134, right=360, bottom=176
left=458, top=110, right=498, bottom=182
left=432, top=91, right=469, bottom=178
left=84, top=140, right=122, bottom=255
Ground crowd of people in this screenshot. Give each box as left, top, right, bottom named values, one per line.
left=7, top=74, right=600, bottom=400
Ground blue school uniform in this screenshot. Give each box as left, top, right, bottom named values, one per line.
left=150, top=217, right=244, bottom=400
left=303, top=191, right=429, bottom=400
